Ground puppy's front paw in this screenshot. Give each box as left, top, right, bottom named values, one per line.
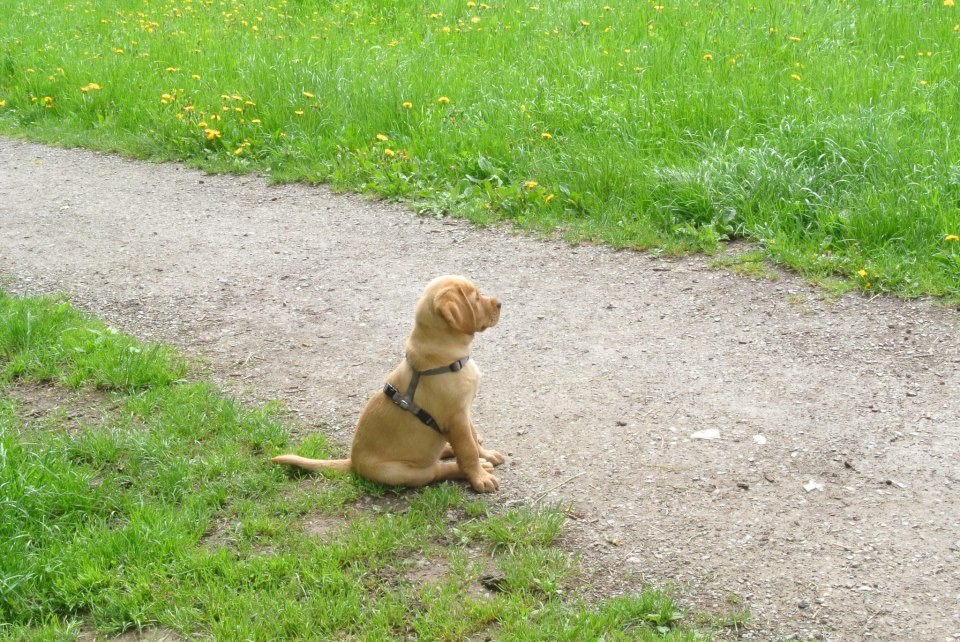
left=469, top=471, right=499, bottom=493
left=480, top=448, right=505, bottom=466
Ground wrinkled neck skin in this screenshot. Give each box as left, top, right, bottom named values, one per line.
left=404, top=308, right=474, bottom=371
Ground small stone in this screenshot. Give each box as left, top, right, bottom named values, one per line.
left=480, top=573, right=508, bottom=593
left=691, top=428, right=721, bottom=440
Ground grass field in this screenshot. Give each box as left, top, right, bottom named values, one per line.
left=1, top=0, right=958, bottom=300
left=0, top=291, right=741, bottom=640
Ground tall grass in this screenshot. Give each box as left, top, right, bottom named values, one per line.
left=1, top=0, right=958, bottom=298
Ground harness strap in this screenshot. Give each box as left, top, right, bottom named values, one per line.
left=383, top=356, right=470, bottom=433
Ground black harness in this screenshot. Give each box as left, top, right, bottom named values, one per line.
left=383, top=356, right=470, bottom=433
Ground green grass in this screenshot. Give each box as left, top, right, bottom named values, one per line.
left=0, top=290, right=731, bottom=640
left=0, top=0, right=958, bottom=301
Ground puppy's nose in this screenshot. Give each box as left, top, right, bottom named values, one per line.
left=496, top=302, right=502, bottom=310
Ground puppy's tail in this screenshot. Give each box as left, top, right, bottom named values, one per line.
left=271, top=454, right=353, bottom=473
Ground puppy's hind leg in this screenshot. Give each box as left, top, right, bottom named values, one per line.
left=356, top=459, right=494, bottom=489
left=440, top=441, right=503, bottom=467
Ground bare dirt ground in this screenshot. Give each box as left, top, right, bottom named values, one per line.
left=2, top=137, right=959, bottom=641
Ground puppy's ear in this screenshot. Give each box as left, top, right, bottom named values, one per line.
left=435, top=287, right=478, bottom=335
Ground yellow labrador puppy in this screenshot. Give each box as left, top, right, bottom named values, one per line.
left=272, top=275, right=505, bottom=492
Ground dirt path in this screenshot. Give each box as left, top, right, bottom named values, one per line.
left=2, top=138, right=959, bottom=641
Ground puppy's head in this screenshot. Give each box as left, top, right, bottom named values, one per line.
left=417, top=276, right=501, bottom=336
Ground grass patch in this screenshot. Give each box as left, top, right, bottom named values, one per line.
left=0, top=291, right=729, bottom=640
left=709, top=250, right=781, bottom=282
left=0, top=1, right=958, bottom=301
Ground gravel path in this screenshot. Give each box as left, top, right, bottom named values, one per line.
left=2, top=138, right=959, bottom=641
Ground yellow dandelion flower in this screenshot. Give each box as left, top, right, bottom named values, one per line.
left=198, top=121, right=208, bottom=127
left=467, top=1, right=476, bottom=6
left=791, top=74, right=801, bottom=81
left=945, top=234, right=959, bottom=241
left=653, top=5, right=663, bottom=10
left=43, top=96, right=53, bottom=104
left=251, top=118, right=261, bottom=124
left=294, top=109, right=304, bottom=115
left=191, top=74, right=201, bottom=80
left=857, top=269, right=868, bottom=277
left=471, top=16, right=481, bottom=23
left=383, top=148, right=396, bottom=157
left=789, top=35, right=801, bottom=42
left=438, top=96, right=450, bottom=103
left=303, top=91, right=315, bottom=98
left=544, top=193, right=554, bottom=204
left=402, top=101, right=413, bottom=109
left=235, top=147, right=245, bottom=155
left=165, top=66, right=179, bottom=72
left=703, top=53, right=713, bottom=61
left=920, top=80, right=928, bottom=85
left=376, top=133, right=389, bottom=141
left=0, top=100, right=6, bottom=107
left=768, top=26, right=777, bottom=33
left=204, top=128, right=221, bottom=140
left=579, top=19, right=590, bottom=26
left=945, top=0, right=955, bottom=6
left=541, top=132, right=553, bottom=139
left=523, top=180, right=539, bottom=189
